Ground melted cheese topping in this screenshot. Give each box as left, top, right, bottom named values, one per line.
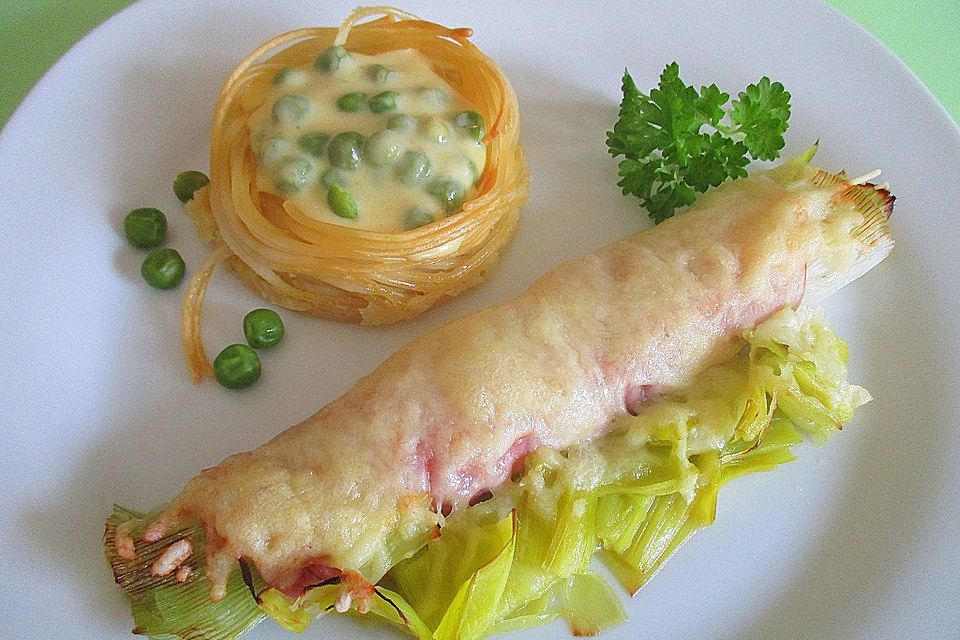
left=159, top=170, right=861, bottom=595
left=248, top=49, right=487, bottom=232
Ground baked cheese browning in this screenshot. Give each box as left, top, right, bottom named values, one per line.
left=146, top=165, right=892, bottom=603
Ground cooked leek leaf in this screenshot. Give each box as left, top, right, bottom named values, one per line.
left=558, top=572, right=628, bottom=636
left=368, top=587, right=435, bottom=640
left=488, top=587, right=559, bottom=636
left=433, top=514, right=517, bottom=640
left=390, top=512, right=515, bottom=630
left=535, top=490, right=596, bottom=577
left=257, top=589, right=310, bottom=633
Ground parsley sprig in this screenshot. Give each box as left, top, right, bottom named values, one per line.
left=606, top=63, right=791, bottom=223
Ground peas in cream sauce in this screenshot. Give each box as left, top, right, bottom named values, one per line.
left=250, top=47, right=487, bottom=233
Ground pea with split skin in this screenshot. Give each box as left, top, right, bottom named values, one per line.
left=328, top=183, right=358, bottom=219
left=466, top=158, right=481, bottom=185
left=422, top=117, right=452, bottom=145
left=336, top=92, right=367, bottom=113
left=297, top=132, right=330, bottom=157
left=368, top=64, right=397, bottom=85
left=387, top=114, right=417, bottom=133
left=315, top=45, right=353, bottom=73
left=447, top=156, right=480, bottom=188
left=321, top=169, right=346, bottom=189
left=173, top=171, right=209, bottom=203
left=124, top=207, right=166, bottom=248
left=273, top=67, right=308, bottom=87
left=369, top=90, right=399, bottom=114
left=276, top=157, right=316, bottom=195
left=418, top=87, right=450, bottom=111
left=453, top=110, right=485, bottom=142
left=258, top=137, right=292, bottom=165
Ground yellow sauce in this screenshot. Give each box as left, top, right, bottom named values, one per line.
left=248, top=48, right=487, bottom=232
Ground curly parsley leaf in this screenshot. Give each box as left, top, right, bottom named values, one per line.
left=607, top=63, right=791, bottom=223
left=730, top=77, right=791, bottom=161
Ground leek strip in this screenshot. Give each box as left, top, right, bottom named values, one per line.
left=558, top=572, right=628, bottom=636
left=433, top=514, right=518, bottom=640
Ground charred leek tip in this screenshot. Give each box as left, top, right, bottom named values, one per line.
left=772, top=156, right=896, bottom=307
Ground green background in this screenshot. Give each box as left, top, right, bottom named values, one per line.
left=1, top=0, right=958, bottom=127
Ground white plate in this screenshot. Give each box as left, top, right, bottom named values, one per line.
left=2, top=0, right=959, bottom=638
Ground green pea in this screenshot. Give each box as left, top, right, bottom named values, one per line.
left=337, top=91, right=368, bottom=112
left=404, top=207, right=435, bottom=230
left=327, top=183, right=358, bottom=219
left=369, top=91, right=400, bottom=114
left=422, top=117, right=451, bottom=145
left=367, top=64, right=397, bottom=85
left=427, top=178, right=466, bottom=213
left=387, top=113, right=417, bottom=133
left=213, top=344, right=261, bottom=389
left=453, top=110, right=485, bottom=142
left=365, top=130, right=402, bottom=166
left=243, top=308, right=284, bottom=349
left=327, top=132, right=365, bottom=170
left=297, top=132, right=330, bottom=157
left=394, top=150, right=431, bottom=185
left=124, top=207, right=167, bottom=248
left=314, top=45, right=353, bottom=73
left=320, top=169, right=346, bottom=189
left=273, top=67, right=308, bottom=86
left=276, top=157, right=316, bottom=195
left=141, top=248, right=185, bottom=289
left=173, top=171, right=209, bottom=203
left=447, top=156, right=480, bottom=187
left=419, top=87, right=450, bottom=111
left=272, top=95, right=312, bottom=124
left=258, top=137, right=291, bottom=165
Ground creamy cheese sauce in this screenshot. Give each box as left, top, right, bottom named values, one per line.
left=248, top=48, right=487, bottom=232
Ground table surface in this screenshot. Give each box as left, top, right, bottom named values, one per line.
left=1, top=0, right=958, bottom=128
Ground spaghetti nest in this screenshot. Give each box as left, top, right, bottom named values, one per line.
left=182, top=6, right=528, bottom=382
